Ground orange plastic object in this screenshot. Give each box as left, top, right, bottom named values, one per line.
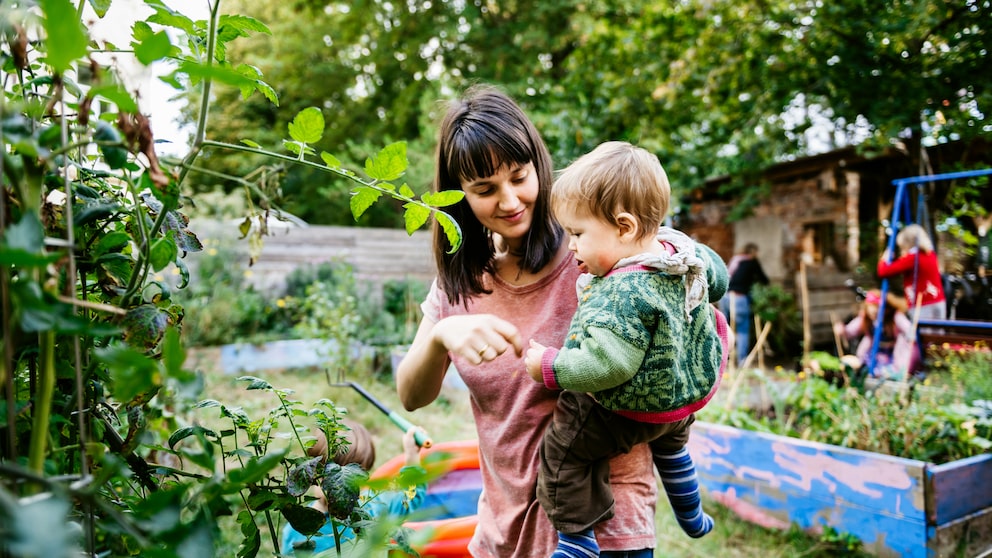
left=374, top=440, right=481, bottom=558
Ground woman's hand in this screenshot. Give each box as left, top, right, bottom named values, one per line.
left=432, top=314, right=524, bottom=365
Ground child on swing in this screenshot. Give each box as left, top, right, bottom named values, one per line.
left=524, top=141, right=729, bottom=557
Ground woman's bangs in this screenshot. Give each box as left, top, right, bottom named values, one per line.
left=449, top=124, right=532, bottom=184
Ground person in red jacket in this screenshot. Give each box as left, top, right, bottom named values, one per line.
left=877, top=224, right=947, bottom=324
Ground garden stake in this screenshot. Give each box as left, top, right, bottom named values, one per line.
left=829, top=311, right=845, bottom=358
left=329, top=380, right=433, bottom=448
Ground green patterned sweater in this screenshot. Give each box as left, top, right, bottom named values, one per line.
left=540, top=242, right=729, bottom=423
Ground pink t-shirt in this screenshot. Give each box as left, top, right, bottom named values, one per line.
left=422, top=251, right=658, bottom=557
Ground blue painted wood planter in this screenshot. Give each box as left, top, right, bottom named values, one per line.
left=688, top=421, right=992, bottom=557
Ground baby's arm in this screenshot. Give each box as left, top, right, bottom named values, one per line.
left=538, top=327, right=645, bottom=392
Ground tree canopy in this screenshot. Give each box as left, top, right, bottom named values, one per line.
left=189, top=0, right=992, bottom=225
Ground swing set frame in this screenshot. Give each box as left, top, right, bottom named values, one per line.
left=869, top=167, right=992, bottom=375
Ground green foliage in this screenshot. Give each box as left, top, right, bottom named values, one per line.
left=201, top=0, right=990, bottom=227
left=750, top=283, right=803, bottom=356
left=926, top=345, right=992, bottom=403
left=702, top=351, right=992, bottom=464
left=0, top=3, right=461, bottom=556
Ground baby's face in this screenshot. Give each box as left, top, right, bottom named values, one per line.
left=558, top=209, right=623, bottom=277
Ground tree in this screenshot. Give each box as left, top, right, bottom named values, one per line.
left=194, top=0, right=991, bottom=224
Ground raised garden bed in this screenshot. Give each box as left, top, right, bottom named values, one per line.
left=688, top=421, right=992, bottom=557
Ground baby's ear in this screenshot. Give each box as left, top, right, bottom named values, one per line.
left=615, top=212, right=640, bottom=240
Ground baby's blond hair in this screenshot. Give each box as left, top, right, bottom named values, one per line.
left=551, top=141, right=670, bottom=240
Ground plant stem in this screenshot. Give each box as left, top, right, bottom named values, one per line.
left=27, top=330, right=56, bottom=480
left=177, top=0, right=222, bottom=185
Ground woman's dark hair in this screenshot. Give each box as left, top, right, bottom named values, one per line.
left=432, top=84, right=563, bottom=306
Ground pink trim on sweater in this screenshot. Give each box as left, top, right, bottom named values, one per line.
left=542, top=347, right=561, bottom=390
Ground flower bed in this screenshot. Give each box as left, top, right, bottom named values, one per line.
left=688, top=421, right=992, bottom=557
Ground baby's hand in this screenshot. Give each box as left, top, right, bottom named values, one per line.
left=525, top=340, right=547, bottom=383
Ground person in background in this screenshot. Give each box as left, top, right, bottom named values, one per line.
left=279, top=421, right=426, bottom=555
left=524, top=141, right=728, bottom=558
left=877, top=224, right=946, bottom=323
left=721, top=242, right=768, bottom=365
left=831, top=289, right=920, bottom=380
left=395, top=85, right=659, bottom=557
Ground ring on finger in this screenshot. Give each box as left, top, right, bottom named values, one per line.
left=477, top=344, right=490, bottom=357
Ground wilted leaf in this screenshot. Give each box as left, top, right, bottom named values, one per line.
left=321, top=462, right=368, bottom=520
left=120, top=303, right=171, bottom=350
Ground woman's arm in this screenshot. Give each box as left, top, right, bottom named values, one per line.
left=395, top=316, right=451, bottom=411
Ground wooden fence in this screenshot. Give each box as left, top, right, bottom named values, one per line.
left=187, top=220, right=436, bottom=296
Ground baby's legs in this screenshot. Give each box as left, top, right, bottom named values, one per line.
left=539, top=392, right=667, bottom=557
left=649, top=422, right=713, bottom=538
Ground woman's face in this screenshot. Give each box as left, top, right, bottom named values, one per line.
left=460, top=161, right=539, bottom=250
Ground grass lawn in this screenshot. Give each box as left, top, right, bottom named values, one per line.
left=189, top=348, right=869, bottom=557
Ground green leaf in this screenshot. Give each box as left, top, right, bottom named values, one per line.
left=236, top=510, right=261, bottom=558
left=219, top=14, right=272, bottom=35
left=162, top=326, right=185, bottom=379
left=146, top=4, right=196, bottom=34
left=149, top=237, right=178, bottom=272
left=255, top=81, right=279, bottom=106
left=399, top=184, right=415, bottom=198
left=94, top=343, right=160, bottom=402
left=7, top=493, right=75, bottom=557
left=2, top=213, right=44, bottom=254
left=422, top=190, right=465, bottom=208
left=176, top=60, right=254, bottom=88
left=40, top=0, right=88, bottom=73
left=280, top=504, right=327, bottom=538
left=168, top=425, right=217, bottom=450
left=225, top=451, right=287, bottom=489
left=364, top=141, right=407, bottom=181
left=237, top=376, right=272, bottom=391
left=87, top=83, right=139, bottom=114
left=287, top=107, right=324, bottom=144
left=87, top=0, right=112, bottom=17
left=436, top=212, right=463, bottom=253
left=94, top=231, right=131, bottom=257
left=320, top=151, right=342, bottom=169
left=350, top=186, right=382, bottom=220
left=240, top=139, right=261, bottom=148
left=402, top=203, right=430, bottom=235
left=134, top=30, right=173, bottom=65
left=94, top=121, right=128, bottom=169
left=173, top=256, right=190, bottom=289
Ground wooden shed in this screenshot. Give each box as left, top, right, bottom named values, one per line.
left=679, top=139, right=992, bottom=348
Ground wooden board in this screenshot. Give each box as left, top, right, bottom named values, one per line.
left=689, top=422, right=929, bottom=557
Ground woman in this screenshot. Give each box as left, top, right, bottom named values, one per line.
left=877, top=224, right=946, bottom=323
left=395, top=86, right=658, bottom=557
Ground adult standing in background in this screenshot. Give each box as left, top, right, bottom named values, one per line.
left=721, top=242, right=769, bottom=366
left=877, top=224, right=946, bottom=323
